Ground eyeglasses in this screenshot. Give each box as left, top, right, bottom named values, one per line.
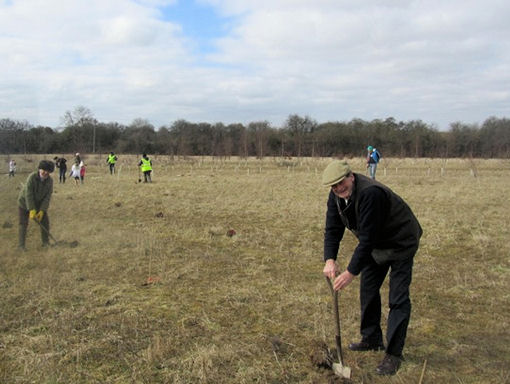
left=331, top=178, right=346, bottom=189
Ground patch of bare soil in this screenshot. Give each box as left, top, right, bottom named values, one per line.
left=309, top=340, right=352, bottom=383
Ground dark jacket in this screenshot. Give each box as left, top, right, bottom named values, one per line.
left=324, top=173, right=422, bottom=275
left=56, top=157, right=67, bottom=170
left=17, top=171, right=53, bottom=212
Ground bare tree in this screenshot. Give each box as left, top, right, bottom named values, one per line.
left=248, top=121, right=271, bottom=159
left=61, top=106, right=95, bottom=127
left=61, top=106, right=98, bottom=152
left=285, top=114, right=317, bottom=157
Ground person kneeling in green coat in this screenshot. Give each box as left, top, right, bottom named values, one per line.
left=17, top=160, right=54, bottom=250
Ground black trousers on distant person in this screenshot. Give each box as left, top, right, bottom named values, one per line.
left=59, top=168, right=66, bottom=183
left=359, top=253, right=415, bottom=357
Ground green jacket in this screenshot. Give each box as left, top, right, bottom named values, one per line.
left=18, top=171, right=53, bottom=211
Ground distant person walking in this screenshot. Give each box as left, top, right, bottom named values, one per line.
left=107, top=152, right=118, bottom=175
left=139, top=154, right=152, bottom=183
left=322, top=160, right=421, bottom=376
left=366, top=146, right=381, bottom=179
left=54, top=156, right=67, bottom=183
left=17, top=160, right=54, bottom=250
left=9, top=159, right=16, bottom=177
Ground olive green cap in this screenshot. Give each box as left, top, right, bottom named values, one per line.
left=322, top=160, right=351, bottom=187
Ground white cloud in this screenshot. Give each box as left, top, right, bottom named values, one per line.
left=1, top=0, right=509, bottom=129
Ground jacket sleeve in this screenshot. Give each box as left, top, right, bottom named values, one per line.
left=347, top=186, right=389, bottom=275
left=24, top=173, right=37, bottom=211
left=39, top=179, right=53, bottom=212
left=323, top=190, right=346, bottom=262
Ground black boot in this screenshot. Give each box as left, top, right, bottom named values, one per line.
left=376, top=354, right=402, bottom=375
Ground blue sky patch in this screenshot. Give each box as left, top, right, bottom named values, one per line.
left=160, top=1, right=232, bottom=56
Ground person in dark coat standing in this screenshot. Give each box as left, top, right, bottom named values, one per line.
left=53, top=156, right=67, bottom=183
left=17, top=160, right=55, bottom=250
left=322, top=160, right=422, bottom=376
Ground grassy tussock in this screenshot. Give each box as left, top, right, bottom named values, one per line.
left=1, top=155, right=509, bottom=383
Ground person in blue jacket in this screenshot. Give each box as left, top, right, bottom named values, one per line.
left=366, top=145, right=381, bottom=179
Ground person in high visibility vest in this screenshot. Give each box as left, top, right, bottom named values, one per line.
left=107, top=152, right=118, bottom=175
left=138, top=153, right=152, bottom=183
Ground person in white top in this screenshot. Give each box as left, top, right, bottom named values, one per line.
left=69, top=162, right=81, bottom=186
left=9, top=159, right=16, bottom=177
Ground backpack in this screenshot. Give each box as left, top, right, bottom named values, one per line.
left=372, top=149, right=381, bottom=163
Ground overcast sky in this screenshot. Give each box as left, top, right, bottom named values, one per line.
left=1, top=0, right=509, bottom=130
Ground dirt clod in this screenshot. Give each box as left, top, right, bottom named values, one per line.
left=309, top=339, right=334, bottom=369
left=268, top=335, right=287, bottom=354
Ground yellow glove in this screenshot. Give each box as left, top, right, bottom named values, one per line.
left=29, top=210, right=37, bottom=220
left=35, top=211, right=44, bottom=222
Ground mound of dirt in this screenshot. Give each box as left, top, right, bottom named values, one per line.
left=309, top=339, right=333, bottom=369
left=310, top=340, right=352, bottom=383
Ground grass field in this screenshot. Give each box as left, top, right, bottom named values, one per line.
left=1, top=155, right=509, bottom=384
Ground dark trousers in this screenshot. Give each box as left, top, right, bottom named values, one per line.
left=143, top=171, right=152, bottom=183
left=109, top=164, right=115, bottom=174
left=359, top=254, right=415, bottom=357
left=59, top=168, right=66, bottom=183
left=18, top=207, right=50, bottom=247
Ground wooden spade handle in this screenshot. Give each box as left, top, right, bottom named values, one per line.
left=325, top=277, right=345, bottom=365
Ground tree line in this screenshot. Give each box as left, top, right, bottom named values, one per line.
left=1, top=107, right=509, bottom=158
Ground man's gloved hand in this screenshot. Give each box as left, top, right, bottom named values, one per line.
left=35, top=211, right=44, bottom=222
left=29, top=210, right=37, bottom=220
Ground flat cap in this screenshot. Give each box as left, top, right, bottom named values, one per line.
left=322, top=160, right=351, bottom=186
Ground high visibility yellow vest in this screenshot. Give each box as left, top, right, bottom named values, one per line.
left=108, top=154, right=117, bottom=164
left=140, top=158, right=152, bottom=172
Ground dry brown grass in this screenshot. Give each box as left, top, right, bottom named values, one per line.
left=1, top=154, right=509, bottom=383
